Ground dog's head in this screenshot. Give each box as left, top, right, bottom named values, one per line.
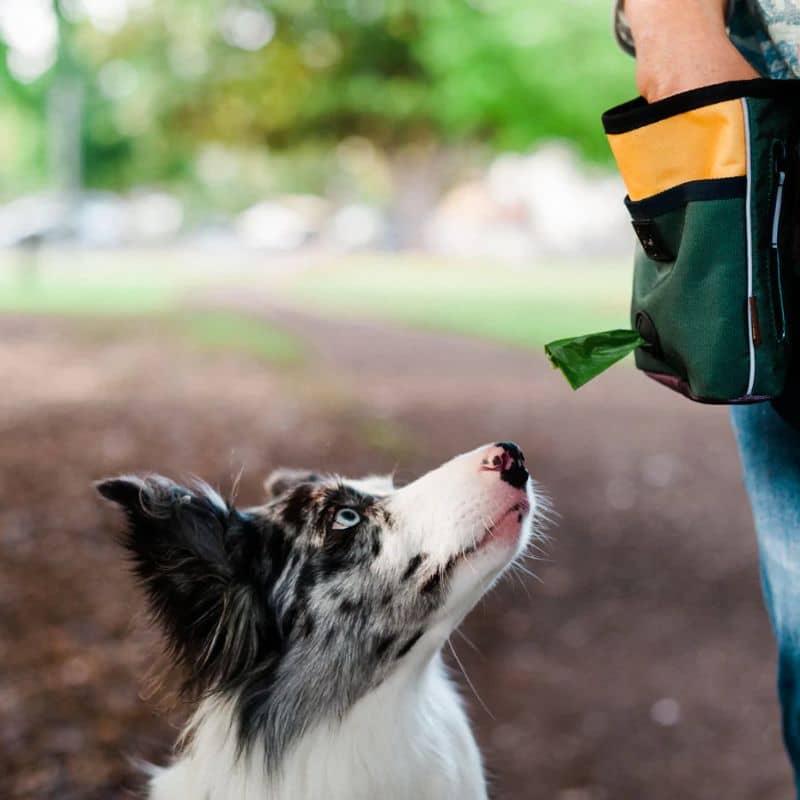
left=97, top=442, right=542, bottom=762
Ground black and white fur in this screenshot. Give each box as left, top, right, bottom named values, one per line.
left=97, top=442, right=542, bottom=800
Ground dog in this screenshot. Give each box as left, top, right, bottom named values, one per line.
left=97, top=441, right=543, bottom=800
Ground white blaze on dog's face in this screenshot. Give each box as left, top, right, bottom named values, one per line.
left=96, top=442, right=540, bottom=769
left=380, top=442, right=534, bottom=628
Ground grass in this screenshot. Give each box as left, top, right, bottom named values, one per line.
left=0, top=250, right=631, bottom=357
left=280, top=256, right=630, bottom=349
left=357, top=416, right=416, bottom=459
left=0, top=275, right=176, bottom=315
left=0, top=248, right=192, bottom=315
left=0, top=255, right=303, bottom=366
left=178, top=311, right=302, bottom=365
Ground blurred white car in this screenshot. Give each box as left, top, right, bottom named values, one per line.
left=236, top=196, right=327, bottom=252
left=0, top=190, right=185, bottom=248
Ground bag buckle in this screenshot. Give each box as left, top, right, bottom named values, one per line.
left=631, top=219, right=674, bottom=262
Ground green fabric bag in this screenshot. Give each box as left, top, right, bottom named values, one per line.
left=602, top=79, right=800, bottom=403
left=547, top=80, right=800, bottom=403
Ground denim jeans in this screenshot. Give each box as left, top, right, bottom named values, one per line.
left=731, top=403, right=800, bottom=795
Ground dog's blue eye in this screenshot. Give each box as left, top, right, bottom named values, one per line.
left=333, top=508, right=361, bottom=530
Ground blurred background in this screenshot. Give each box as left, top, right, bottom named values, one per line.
left=0, top=1, right=788, bottom=799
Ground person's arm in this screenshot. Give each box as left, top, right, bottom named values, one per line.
left=623, top=0, right=759, bottom=102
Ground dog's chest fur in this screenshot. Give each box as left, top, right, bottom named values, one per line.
left=149, top=654, right=487, bottom=800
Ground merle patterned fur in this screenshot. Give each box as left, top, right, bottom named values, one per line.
left=96, top=471, right=449, bottom=769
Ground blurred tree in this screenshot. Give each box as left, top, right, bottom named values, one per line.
left=0, top=40, right=49, bottom=194
left=0, top=0, right=633, bottom=201
left=416, top=0, right=634, bottom=161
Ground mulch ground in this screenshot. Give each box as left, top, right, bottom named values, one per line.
left=0, top=309, right=791, bottom=799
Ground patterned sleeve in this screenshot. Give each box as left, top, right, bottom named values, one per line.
left=613, top=0, right=800, bottom=79
left=729, top=0, right=800, bottom=78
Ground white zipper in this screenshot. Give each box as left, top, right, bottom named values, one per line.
left=771, top=165, right=787, bottom=341
left=741, top=98, right=756, bottom=396
left=772, top=170, right=786, bottom=246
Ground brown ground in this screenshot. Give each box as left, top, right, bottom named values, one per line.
left=0, top=307, right=792, bottom=800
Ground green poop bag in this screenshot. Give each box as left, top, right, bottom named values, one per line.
left=545, top=330, right=645, bottom=390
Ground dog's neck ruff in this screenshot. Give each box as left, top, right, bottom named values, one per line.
left=147, top=652, right=487, bottom=800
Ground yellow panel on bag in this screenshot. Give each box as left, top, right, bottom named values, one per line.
left=606, top=99, right=747, bottom=201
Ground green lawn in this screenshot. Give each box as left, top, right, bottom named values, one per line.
left=0, top=275, right=175, bottom=315
left=178, top=311, right=302, bottom=365
left=0, top=251, right=631, bottom=355
left=280, top=256, right=630, bottom=349
left=0, top=257, right=302, bottom=366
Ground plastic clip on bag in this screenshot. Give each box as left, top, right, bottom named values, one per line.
left=547, top=79, right=800, bottom=404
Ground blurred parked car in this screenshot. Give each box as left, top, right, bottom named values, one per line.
left=235, top=195, right=328, bottom=252
left=0, top=190, right=184, bottom=249
left=425, top=144, right=630, bottom=262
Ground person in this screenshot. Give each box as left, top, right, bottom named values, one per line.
left=614, top=1, right=800, bottom=794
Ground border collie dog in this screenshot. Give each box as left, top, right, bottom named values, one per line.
left=97, top=442, right=542, bottom=800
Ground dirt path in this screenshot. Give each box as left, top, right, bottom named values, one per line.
left=0, top=308, right=790, bottom=800
left=251, top=303, right=790, bottom=799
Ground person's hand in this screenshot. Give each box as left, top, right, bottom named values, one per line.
left=624, top=0, right=760, bottom=102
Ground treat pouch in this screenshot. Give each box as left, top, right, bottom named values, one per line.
left=602, top=79, right=800, bottom=403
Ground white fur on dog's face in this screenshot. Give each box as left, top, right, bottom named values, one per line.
left=377, top=443, right=535, bottom=629
left=97, top=442, right=540, bottom=772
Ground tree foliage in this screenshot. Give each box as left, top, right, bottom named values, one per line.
left=0, top=0, right=634, bottom=195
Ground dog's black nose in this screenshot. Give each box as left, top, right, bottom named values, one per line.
left=481, top=442, right=528, bottom=488
left=497, top=442, right=528, bottom=489
left=496, top=442, right=524, bottom=466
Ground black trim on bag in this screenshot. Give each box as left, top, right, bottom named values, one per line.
left=625, top=176, right=746, bottom=218
left=603, top=79, right=800, bottom=134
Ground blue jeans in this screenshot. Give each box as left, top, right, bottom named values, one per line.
left=732, top=403, right=800, bottom=795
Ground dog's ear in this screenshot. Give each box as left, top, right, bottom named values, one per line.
left=264, top=468, right=321, bottom=499
left=96, top=475, right=267, bottom=693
